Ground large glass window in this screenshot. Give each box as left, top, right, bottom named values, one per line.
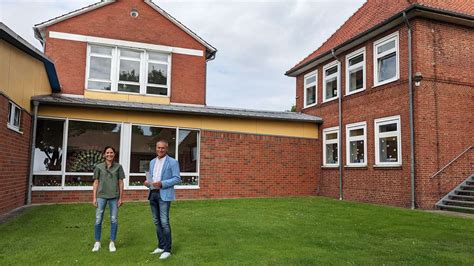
left=375, top=116, right=401, bottom=166
left=303, top=70, right=317, bottom=108
left=323, top=61, right=339, bottom=102
left=323, top=127, right=339, bottom=166
left=346, top=122, right=367, bottom=166
left=129, top=125, right=176, bottom=186
left=374, top=32, right=399, bottom=86
left=86, top=44, right=170, bottom=96
left=346, top=48, right=365, bottom=95
left=32, top=118, right=200, bottom=189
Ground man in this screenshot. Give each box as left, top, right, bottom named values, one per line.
left=144, top=140, right=181, bottom=260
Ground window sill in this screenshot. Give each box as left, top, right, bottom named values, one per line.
left=302, top=103, right=317, bottom=109
left=7, top=124, right=23, bottom=135
left=322, top=97, right=338, bottom=104
left=373, top=164, right=402, bottom=169
left=344, top=165, right=368, bottom=169
left=373, top=77, right=399, bottom=89
left=32, top=185, right=200, bottom=191
left=86, top=88, right=170, bottom=98
left=345, top=88, right=365, bottom=97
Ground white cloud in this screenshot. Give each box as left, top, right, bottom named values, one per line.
left=0, top=0, right=365, bottom=111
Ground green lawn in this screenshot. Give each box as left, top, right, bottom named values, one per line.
left=0, top=197, right=473, bottom=265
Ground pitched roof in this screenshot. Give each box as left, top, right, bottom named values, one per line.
left=34, top=0, right=217, bottom=59
left=0, top=23, right=60, bottom=92
left=32, top=94, right=322, bottom=123
left=286, top=0, right=474, bottom=76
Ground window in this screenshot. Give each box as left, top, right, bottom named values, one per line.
left=303, top=70, right=317, bottom=108
left=323, top=127, right=339, bottom=166
left=323, top=61, right=339, bottom=102
left=346, top=122, right=367, bottom=166
left=345, top=48, right=365, bottom=95
left=33, top=118, right=200, bottom=189
left=375, top=116, right=401, bottom=166
left=129, top=125, right=176, bottom=186
left=374, top=32, right=399, bottom=86
left=86, top=44, right=170, bottom=96
left=7, top=101, right=21, bottom=131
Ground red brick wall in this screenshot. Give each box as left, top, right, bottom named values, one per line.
left=31, top=130, right=320, bottom=203
left=296, top=25, right=412, bottom=207
left=0, top=95, right=32, bottom=215
left=44, top=0, right=207, bottom=104
left=294, top=18, right=474, bottom=208
left=411, top=19, right=474, bottom=208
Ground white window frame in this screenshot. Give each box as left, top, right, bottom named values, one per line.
left=374, top=115, right=402, bottom=166
left=117, top=48, right=143, bottom=94
left=345, top=122, right=367, bottom=167
left=323, top=126, right=339, bottom=167
left=323, top=60, right=340, bottom=102
left=7, top=101, right=21, bottom=132
left=85, top=43, right=172, bottom=97
left=373, top=31, right=399, bottom=87
left=32, top=117, right=200, bottom=191
left=345, top=47, right=366, bottom=96
left=303, top=70, right=317, bottom=108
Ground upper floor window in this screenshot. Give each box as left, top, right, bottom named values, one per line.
left=304, top=70, right=317, bottom=108
left=86, top=44, right=170, bottom=97
left=7, top=101, right=21, bottom=132
left=323, top=61, right=339, bottom=102
left=345, top=48, right=365, bottom=95
left=374, top=115, right=401, bottom=166
left=346, top=122, right=367, bottom=166
left=374, top=32, right=399, bottom=86
left=323, top=126, right=339, bottom=167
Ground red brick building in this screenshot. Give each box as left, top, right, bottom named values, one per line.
left=286, top=0, right=473, bottom=209
left=22, top=0, right=321, bottom=209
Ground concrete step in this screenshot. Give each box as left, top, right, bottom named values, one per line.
left=450, top=194, right=474, bottom=200
left=443, top=199, right=474, bottom=205
left=455, top=189, right=474, bottom=195
left=437, top=204, right=474, bottom=212
left=460, top=185, right=474, bottom=190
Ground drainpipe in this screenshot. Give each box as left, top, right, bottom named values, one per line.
left=27, top=101, right=39, bottom=205
left=403, top=12, right=416, bottom=209
left=331, top=48, right=343, bottom=200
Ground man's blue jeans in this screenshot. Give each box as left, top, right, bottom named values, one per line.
left=149, top=191, right=172, bottom=252
left=94, top=198, right=118, bottom=241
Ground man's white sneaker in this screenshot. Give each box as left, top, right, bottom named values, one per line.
left=109, top=242, right=116, bottom=252
left=159, top=252, right=171, bottom=260
left=92, top=242, right=101, bottom=252
left=151, top=247, right=164, bottom=254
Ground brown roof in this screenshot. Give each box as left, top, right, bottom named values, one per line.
left=287, top=0, right=474, bottom=75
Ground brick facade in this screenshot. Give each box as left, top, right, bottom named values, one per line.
left=294, top=18, right=474, bottom=208
left=31, top=130, right=320, bottom=203
left=0, top=95, right=32, bottom=215
left=44, top=0, right=207, bottom=105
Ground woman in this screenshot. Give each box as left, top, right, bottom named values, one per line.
left=91, top=146, right=125, bottom=252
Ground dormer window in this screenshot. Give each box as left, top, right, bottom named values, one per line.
left=86, top=44, right=170, bottom=96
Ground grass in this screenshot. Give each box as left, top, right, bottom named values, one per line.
left=0, top=197, right=473, bottom=265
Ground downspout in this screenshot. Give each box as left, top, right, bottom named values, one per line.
left=331, top=48, right=343, bottom=200
left=27, top=101, right=39, bottom=205
left=403, top=12, right=416, bottom=209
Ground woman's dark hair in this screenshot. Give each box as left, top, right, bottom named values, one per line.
left=103, top=146, right=116, bottom=154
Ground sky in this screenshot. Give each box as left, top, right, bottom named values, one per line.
left=0, top=0, right=365, bottom=111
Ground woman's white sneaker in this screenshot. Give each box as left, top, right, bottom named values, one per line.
left=109, top=242, right=116, bottom=252
left=92, top=242, right=101, bottom=252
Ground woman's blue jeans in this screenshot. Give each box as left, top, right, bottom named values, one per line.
left=94, top=198, right=118, bottom=241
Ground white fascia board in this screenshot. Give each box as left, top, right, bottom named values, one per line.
left=49, top=31, right=204, bottom=57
